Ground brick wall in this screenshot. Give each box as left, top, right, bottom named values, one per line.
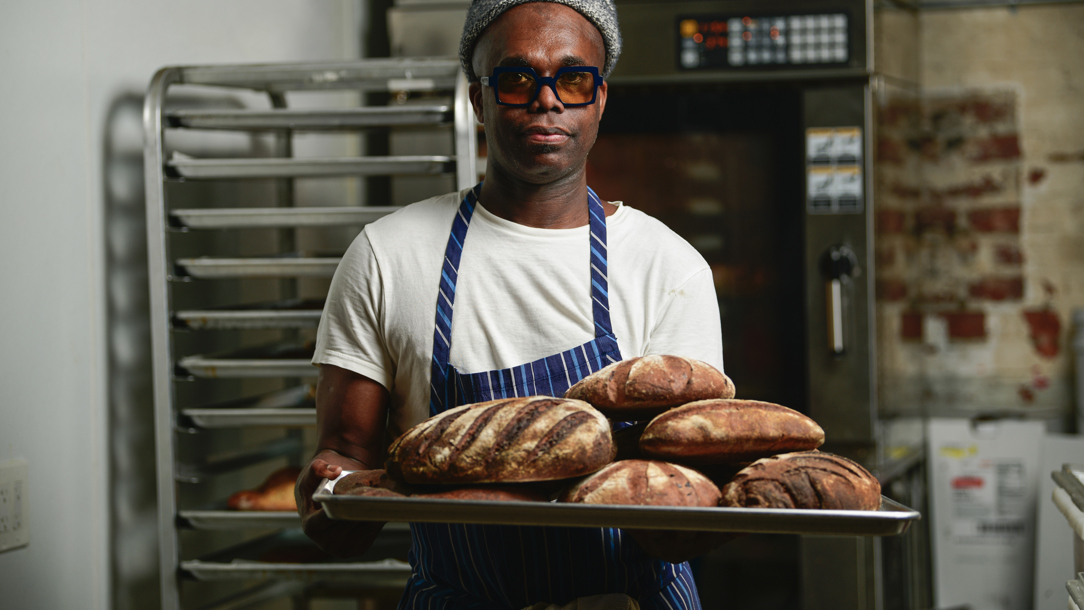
left=874, top=5, right=1084, bottom=424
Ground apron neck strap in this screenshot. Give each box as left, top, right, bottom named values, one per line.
left=429, top=184, right=615, bottom=409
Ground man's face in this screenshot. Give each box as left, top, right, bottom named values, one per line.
left=469, top=3, right=608, bottom=185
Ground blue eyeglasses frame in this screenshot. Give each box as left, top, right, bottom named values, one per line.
left=480, top=66, right=602, bottom=107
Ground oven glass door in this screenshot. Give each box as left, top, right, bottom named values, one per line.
left=588, top=85, right=807, bottom=412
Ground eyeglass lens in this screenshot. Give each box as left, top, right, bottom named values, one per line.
left=497, top=70, right=595, bottom=105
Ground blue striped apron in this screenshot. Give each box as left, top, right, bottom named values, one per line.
left=399, top=184, right=701, bottom=609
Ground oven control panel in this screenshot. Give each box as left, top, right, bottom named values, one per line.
left=678, top=13, right=850, bottom=70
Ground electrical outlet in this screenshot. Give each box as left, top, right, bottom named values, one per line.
left=0, top=459, right=29, bottom=553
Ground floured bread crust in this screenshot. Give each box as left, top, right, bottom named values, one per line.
left=386, top=396, right=614, bottom=485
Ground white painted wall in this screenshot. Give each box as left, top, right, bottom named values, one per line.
left=0, top=2, right=361, bottom=608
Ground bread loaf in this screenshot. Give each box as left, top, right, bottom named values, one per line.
left=227, top=466, right=301, bottom=511
left=413, top=486, right=548, bottom=502
left=565, top=355, right=735, bottom=420
left=639, top=399, right=824, bottom=464
left=559, top=459, right=721, bottom=507
left=334, top=470, right=547, bottom=502
left=334, top=469, right=412, bottom=496
left=720, top=451, right=881, bottom=511
left=386, top=396, right=614, bottom=485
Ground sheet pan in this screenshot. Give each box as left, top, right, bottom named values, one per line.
left=173, top=298, right=325, bottom=330
left=314, top=489, right=919, bottom=537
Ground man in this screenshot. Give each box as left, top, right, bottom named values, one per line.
left=296, top=0, right=725, bottom=607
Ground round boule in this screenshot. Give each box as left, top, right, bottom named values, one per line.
left=559, top=459, right=721, bottom=507
left=564, top=355, right=735, bottom=420
left=720, top=451, right=881, bottom=511
left=639, top=399, right=824, bottom=465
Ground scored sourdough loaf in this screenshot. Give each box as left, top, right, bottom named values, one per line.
left=564, top=355, right=736, bottom=420
left=720, top=451, right=881, bottom=511
left=559, top=459, right=721, bottom=507
left=639, top=399, right=825, bottom=464
left=386, top=396, right=614, bottom=485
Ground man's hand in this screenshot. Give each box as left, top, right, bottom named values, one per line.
left=296, top=364, right=391, bottom=558
left=295, top=452, right=385, bottom=558
left=626, top=529, right=742, bottom=564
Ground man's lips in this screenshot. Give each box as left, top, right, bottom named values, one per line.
left=522, top=126, right=570, bottom=144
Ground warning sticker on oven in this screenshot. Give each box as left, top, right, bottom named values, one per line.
left=806, top=127, right=863, bottom=214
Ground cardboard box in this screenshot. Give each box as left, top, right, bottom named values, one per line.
left=927, top=418, right=1044, bottom=610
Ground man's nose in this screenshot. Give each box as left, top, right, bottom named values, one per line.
left=531, top=82, right=564, bottom=112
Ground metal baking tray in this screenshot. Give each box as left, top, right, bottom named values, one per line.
left=1054, top=463, right=1084, bottom=512
left=175, top=255, right=341, bottom=279
left=181, top=529, right=411, bottom=584
left=175, top=436, right=304, bottom=484
left=173, top=299, right=325, bottom=330
left=167, top=154, right=454, bottom=180
left=181, top=385, right=316, bottom=428
left=177, top=344, right=315, bottom=379
left=170, top=206, right=400, bottom=229
left=178, top=58, right=460, bottom=93
left=167, top=105, right=452, bottom=131
left=181, top=510, right=301, bottom=530
left=314, top=492, right=919, bottom=537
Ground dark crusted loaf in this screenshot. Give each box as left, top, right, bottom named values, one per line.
left=564, top=355, right=736, bottom=420
left=412, top=486, right=549, bottom=502
left=720, top=451, right=881, bottom=510
left=559, top=459, right=721, bottom=507
left=639, top=399, right=825, bottom=464
left=386, top=396, right=614, bottom=485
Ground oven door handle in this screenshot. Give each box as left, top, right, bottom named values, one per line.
left=821, top=244, right=857, bottom=356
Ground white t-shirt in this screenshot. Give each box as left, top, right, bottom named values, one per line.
left=313, top=189, right=724, bottom=439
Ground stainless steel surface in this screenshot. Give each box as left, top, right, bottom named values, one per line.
left=146, top=60, right=477, bottom=609
left=611, top=0, right=872, bottom=81
left=174, top=299, right=325, bottom=329
left=183, top=408, right=316, bottom=428
left=168, top=105, right=451, bottom=130
left=315, top=493, right=918, bottom=536
left=181, top=559, right=411, bottom=584
left=175, top=256, right=341, bottom=279
left=1071, top=578, right=1084, bottom=609
left=178, top=57, right=460, bottom=92
left=1055, top=465, right=1084, bottom=512
left=171, top=207, right=400, bottom=229
left=144, top=66, right=183, bottom=610
left=803, top=85, right=878, bottom=449
left=453, top=65, right=479, bottom=191
left=180, top=510, right=300, bottom=530
left=174, top=436, right=304, bottom=484
left=177, top=355, right=314, bottom=379
left=168, top=155, right=455, bottom=179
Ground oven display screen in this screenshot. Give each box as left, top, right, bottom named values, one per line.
left=677, top=13, right=849, bottom=70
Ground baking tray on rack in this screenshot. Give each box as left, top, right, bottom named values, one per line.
left=181, top=384, right=316, bottom=428
left=177, top=343, right=315, bottom=379
left=181, top=510, right=301, bottom=530
left=314, top=489, right=919, bottom=537
left=173, top=298, right=325, bottom=330
left=181, top=529, right=412, bottom=584
left=167, top=153, right=455, bottom=180
left=170, top=206, right=401, bottom=229
left=175, top=255, right=341, bottom=279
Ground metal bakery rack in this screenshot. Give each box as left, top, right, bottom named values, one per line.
left=144, top=58, right=477, bottom=610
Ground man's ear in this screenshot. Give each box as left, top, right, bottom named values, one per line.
left=469, top=81, right=485, bottom=124
left=596, top=80, right=608, bottom=117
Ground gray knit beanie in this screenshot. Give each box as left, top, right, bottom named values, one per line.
left=459, top=0, right=622, bottom=81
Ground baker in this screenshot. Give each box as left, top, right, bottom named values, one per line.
left=296, top=0, right=726, bottom=607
